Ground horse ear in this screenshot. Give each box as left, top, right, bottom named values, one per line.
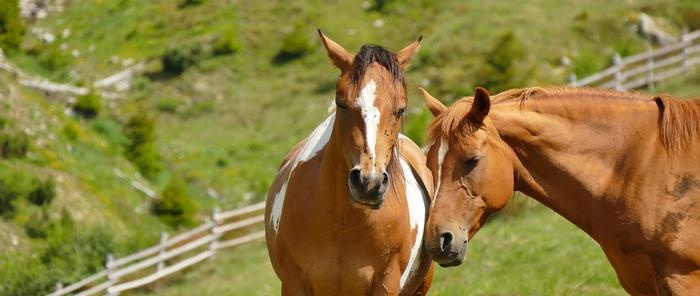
left=397, top=36, right=423, bottom=70
left=469, top=87, right=491, bottom=124
left=418, top=87, right=446, bottom=117
left=318, top=29, right=353, bottom=72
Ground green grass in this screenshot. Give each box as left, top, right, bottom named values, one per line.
left=3, top=0, right=700, bottom=294
left=129, top=206, right=623, bottom=295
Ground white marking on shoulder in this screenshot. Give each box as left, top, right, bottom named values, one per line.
left=399, top=157, right=428, bottom=290
left=355, top=80, right=379, bottom=165
left=270, top=112, right=336, bottom=234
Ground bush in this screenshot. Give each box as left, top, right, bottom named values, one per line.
left=73, top=91, right=102, bottom=119
left=0, top=0, right=25, bottom=52
left=0, top=128, right=29, bottom=158
left=179, top=0, right=205, bottom=8
left=124, top=111, right=161, bottom=180
left=161, top=44, right=202, bottom=76
left=212, top=34, right=241, bottom=56
left=0, top=166, right=32, bottom=218
left=28, top=177, right=55, bottom=206
left=151, top=176, right=197, bottom=228
left=24, top=208, right=52, bottom=238
left=62, top=121, right=81, bottom=141
left=474, top=31, right=526, bottom=93
left=273, top=26, right=314, bottom=63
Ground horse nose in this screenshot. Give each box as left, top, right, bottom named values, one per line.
left=439, top=231, right=454, bottom=253
left=347, top=168, right=389, bottom=207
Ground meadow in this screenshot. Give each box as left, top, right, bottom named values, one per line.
left=1, top=0, right=700, bottom=295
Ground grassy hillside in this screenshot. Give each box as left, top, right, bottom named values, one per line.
left=1, top=0, right=700, bottom=295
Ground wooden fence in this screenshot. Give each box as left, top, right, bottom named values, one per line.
left=569, top=29, right=700, bottom=90
left=47, top=202, right=266, bottom=296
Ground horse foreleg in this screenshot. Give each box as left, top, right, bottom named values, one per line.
left=410, top=262, right=435, bottom=296
left=371, top=257, right=402, bottom=296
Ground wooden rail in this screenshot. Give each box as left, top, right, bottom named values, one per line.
left=47, top=201, right=266, bottom=296
left=569, top=28, right=700, bottom=90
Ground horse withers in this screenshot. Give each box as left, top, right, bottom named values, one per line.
left=264, top=31, right=435, bottom=295
left=419, top=86, right=700, bottom=295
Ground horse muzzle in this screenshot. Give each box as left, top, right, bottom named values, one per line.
left=426, top=230, right=468, bottom=267
left=347, top=167, right=389, bottom=209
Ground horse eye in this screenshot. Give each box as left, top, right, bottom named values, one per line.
left=465, top=155, right=483, bottom=172
left=394, top=107, right=406, bottom=117
left=336, top=99, right=348, bottom=109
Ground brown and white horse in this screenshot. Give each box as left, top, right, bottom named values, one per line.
left=264, top=31, right=435, bottom=295
left=419, top=86, right=700, bottom=295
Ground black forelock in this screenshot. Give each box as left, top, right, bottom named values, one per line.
left=349, top=44, right=404, bottom=87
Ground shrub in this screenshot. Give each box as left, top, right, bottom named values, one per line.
left=0, top=128, right=29, bottom=158
left=273, top=26, right=314, bottom=63
left=161, top=44, right=202, bottom=76
left=212, top=34, right=241, bottom=56
left=2, top=211, right=117, bottom=296
left=0, top=0, right=25, bottom=52
left=24, top=208, right=52, bottom=238
left=124, top=111, right=161, bottom=180
left=62, top=121, right=81, bottom=141
left=473, top=31, right=526, bottom=93
left=151, top=176, right=197, bottom=228
left=179, top=0, right=205, bottom=8
left=73, top=91, right=102, bottom=119
left=0, top=166, right=32, bottom=218
left=28, top=176, right=55, bottom=206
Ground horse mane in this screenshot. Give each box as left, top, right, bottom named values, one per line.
left=428, top=86, right=700, bottom=153
left=654, top=94, right=700, bottom=152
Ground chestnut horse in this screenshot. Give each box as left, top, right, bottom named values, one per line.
left=419, top=86, right=700, bottom=295
left=264, top=31, right=435, bottom=295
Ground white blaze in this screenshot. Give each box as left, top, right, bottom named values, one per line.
left=270, top=112, right=336, bottom=234
left=434, top=138, right=448, bottom=197
left=355, top=80, right=380, bottom=166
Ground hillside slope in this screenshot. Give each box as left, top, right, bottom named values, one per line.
left=1, top=0, right=700, bottom=295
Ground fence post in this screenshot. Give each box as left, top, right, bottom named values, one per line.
left=682, top=27, right=690, bottom=75
left=613, top=52, right=623, bottom=91
left=55, top=282, right=63, bottom=294
left=209, top=207, right=221, bottom=255
left=646, top=44, right=654, bottom=91
left=157, top=231, right=169, bottom=272
left=568, top=73, right=577, bottom=86
left=106, top=253, right=117, bottom=295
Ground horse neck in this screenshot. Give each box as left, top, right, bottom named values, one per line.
left=490, top=98, right=665, bottom=236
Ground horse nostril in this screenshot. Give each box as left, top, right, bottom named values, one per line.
left=381, top=172, right=389, bottom=185
left=349, top=168, right=362, bottom=187
left=439, top=232, right=454, bottom=253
